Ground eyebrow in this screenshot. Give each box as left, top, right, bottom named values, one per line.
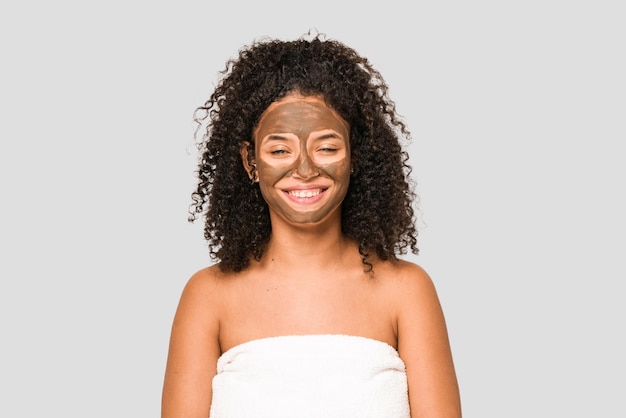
left=315, top=132, right=342, bottom=139
left=263, top=133, right=297, bottom=141
left=309, top=131, right=345, bottom=141
left=261, top=130, right=344, bottom=142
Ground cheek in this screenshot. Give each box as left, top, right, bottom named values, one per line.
left=257, top=162, right=290, bottom=185
left=320, top=159, right=350, bottom=181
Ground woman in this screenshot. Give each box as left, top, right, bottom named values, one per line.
left=161, top=32, right=461, bottom=418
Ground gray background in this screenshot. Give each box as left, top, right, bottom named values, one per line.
left=1, top=1, right=624, bottom=417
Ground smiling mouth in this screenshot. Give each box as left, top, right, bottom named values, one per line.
left=286, top=188, right=325, bottom=198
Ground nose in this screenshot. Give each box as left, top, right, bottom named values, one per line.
left=292, top=150, right=320, bottom=179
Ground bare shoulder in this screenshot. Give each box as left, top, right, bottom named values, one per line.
left=181, top=263, right=220, bottom=294
left=377, top=259, right=447, bottom=333
left=167, top=264, right=232, bottom=354
left=375, top=258, right=439, bottom=304
left=379, top=259, right=462, bottom=417
left=169, top=264, right=229, bottom=339
left=161, top=264, right=227, bottom=417
left=184, top=263, right=225, bottom=290
left=180, top=263, right=236, bottom=302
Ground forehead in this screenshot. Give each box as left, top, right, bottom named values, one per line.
left=254, top=94, right=349, bottom=139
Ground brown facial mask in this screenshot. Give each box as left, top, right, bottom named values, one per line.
left=247, top=94, right=351, bottom=225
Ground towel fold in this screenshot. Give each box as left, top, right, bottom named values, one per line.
left=210, top=334, right=410, bottom=418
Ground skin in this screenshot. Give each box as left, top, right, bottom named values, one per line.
left=161, top=92, right=462, bottom=418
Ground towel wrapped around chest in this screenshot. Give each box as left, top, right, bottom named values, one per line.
left=210, top=334, right=410, bottom=418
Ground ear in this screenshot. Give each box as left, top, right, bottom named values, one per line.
left=240, top=141, right=257, bottom=182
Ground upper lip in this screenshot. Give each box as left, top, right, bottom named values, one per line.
left=281, top=183, right=329, bottom=192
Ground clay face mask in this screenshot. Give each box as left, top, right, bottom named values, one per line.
left=251, top=94, right=351, bottom=225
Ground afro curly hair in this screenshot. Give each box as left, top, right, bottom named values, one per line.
left=189, top=32, right=419, bottom=272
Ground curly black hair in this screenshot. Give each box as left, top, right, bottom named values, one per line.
left=189, top=32, right=419, bottom=272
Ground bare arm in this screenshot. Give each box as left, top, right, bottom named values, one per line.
left=396, top=263, right=462, bottom=418
left=161, top=269, right=222, bottom=418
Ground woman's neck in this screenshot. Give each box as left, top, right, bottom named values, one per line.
left=259, top=221, right=357, bottom=273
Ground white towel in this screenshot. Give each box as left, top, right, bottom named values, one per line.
left=210, top=334, right=410, bottom=418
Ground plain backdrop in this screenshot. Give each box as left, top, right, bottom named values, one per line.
left=1, top=1, right=624, bottom=417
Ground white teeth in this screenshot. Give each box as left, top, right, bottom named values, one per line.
left=289, top=189, right=321, bottom=198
